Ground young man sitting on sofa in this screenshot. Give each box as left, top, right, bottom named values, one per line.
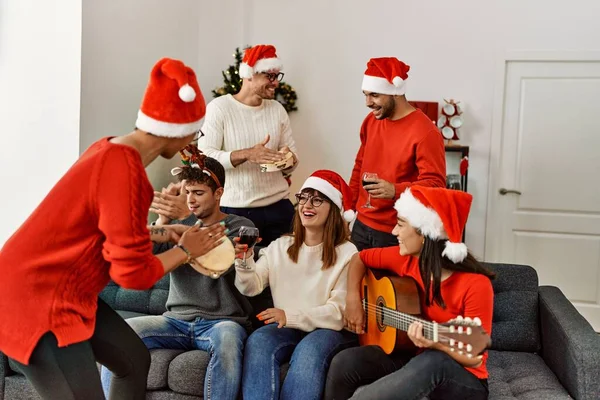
left=101, top=146, right=255, bottom=400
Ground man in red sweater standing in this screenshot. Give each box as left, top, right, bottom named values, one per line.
left=349, top=57, right=446, bottom=250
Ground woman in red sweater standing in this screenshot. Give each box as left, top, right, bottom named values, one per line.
left=325, top=186, right=495, bottom=400
left=0, top=58, right=226, bottom=400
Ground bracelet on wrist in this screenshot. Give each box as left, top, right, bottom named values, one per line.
left=175, top=244, right=193, bottom=264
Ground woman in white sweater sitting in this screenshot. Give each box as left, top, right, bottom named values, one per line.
left=235, top=170, right=358, bottom=400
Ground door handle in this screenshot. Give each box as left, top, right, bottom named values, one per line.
left=499, top=188, right=522, bottom=196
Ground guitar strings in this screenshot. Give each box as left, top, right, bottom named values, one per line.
left=362, top=302, right=448, bottom=337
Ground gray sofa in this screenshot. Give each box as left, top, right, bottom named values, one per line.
left=1, top=263, right=599, bottom=399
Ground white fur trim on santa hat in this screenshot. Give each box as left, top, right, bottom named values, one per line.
left=239, top=63, right=253, bottom=79
left=301, top=177, right=342, bottom=209
left=178, top=84, right=196, bottom=102
left=239, top=57, right=283, bottom=79
left=343, top=210, right=356, bottom=223
left=394, top=188, right=447, bottom=240
left=135, top=110, right=204, bottom=138
left=442, top=241, right=468, bottom=263
left=362, top=75, right=407, bottom=96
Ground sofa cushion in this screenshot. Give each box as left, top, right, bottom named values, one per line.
left=487, top=350, right=571, bottom=399
left=167, top=350, right=210, bottom=396
left=117, top=310, right=148, bottom=320
left=485, top=263, right=541, bottom=353
left=147, top=349, right=187, bottom=390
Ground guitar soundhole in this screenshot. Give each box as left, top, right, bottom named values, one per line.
left=376, top=296, right=386, bottom=332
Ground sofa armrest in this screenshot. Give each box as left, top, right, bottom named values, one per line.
left=539, top=285, right=600, bottom=400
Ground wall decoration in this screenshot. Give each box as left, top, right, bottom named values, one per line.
left=437, top=99, right=463, bottom=143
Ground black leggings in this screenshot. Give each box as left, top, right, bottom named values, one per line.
left=11, top=298, right=150, bottom=400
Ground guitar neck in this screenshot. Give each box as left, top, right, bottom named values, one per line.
left=364, top=300, right=439, bottom=342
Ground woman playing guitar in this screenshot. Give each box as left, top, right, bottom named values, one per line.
left=325, top=186, right=495, bottom=400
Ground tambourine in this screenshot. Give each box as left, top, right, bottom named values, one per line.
left=260, top=151, right=294, bottom=172
left=187, top=222, right=235, bottom=279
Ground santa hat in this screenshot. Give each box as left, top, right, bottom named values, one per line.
left=394, top=187, right=472, bottom=263
left=300, top=170, right=356, bottom=223
left=239, top=45, right=283, bottom=79
left=362, top=57, right=410, bottom=96
left=135, top=58, right=206, bottom=138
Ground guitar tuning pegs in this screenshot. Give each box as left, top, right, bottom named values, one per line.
left=466, top=327, right=472, bottom=335
left=449, top=325, right=455, bottom=333
left=473, top=317, right=482, bottom=326
left=466, top=344, right=473, bottom=352
left=458, top=326, right=463, bottom=334
left=464, top=317, right=472, bottom=324
left=458, top=342, right=464, bottom=349
left=450, top=339, right=455, bottom=347
left=450, top=347, right=455, bottom=352
left=467, top=353, right=473, bottom=358
left=455, top=315, right=464, bottom=322
left=458, top=351, right=463, bottom=355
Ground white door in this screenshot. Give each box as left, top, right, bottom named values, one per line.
left=486, top=55, right=600, bottom=331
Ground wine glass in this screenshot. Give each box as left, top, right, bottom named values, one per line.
left=362, top=172, right=378, bottom=209
left=237, top=226, right=259, bottom=269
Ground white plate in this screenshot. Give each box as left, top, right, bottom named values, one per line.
left=443, top=103, right=456, bottom=116
left=450, top=115, right=463, bottom=128
left=437, top=115, right=447, bottom=129
left=441, top=126, right=455, bottom=139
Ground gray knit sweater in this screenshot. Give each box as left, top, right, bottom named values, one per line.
left=153, top=213, right=255, bottom=330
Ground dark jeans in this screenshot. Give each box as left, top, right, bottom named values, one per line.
left=221, top=198, right=295, bottom=247
left=351, top=218, right=398, bottom=251
left=10, top=298, right=150, bottom=400
left=325, top=346, right=488, bottom=400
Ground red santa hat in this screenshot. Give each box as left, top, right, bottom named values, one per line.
left=239, top=45, right=283, bottom=79
left=136, top=58, right=206, bottom=138
left=362, top=57, right=410, bottom=96
left=300, top=170, right=356, bottom=223
left=394, top=187, right=472, bottom=263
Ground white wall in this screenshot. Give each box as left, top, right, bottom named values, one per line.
left=80, top=0, right=206, bottom=193
left=238, top=0, right=600, bottom=257
left=0, top=0, right=82, bottom=245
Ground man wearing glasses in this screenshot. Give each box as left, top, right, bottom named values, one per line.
left=198, top=44, right=298, bottom=247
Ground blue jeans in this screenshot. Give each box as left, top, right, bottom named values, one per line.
left=243, top=324, right=357, bottom=400
left=325, top=346, right=488, bottom=400
left=100, top=315, right=247, bottom=400
left=350, top=218, right=398, bottom=251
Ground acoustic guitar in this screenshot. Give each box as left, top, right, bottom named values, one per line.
left=359, top=269, right=491, bottom=358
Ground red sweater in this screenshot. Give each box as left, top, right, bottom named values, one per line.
left=0, top=138, right=165, bottom=365
left=350, top=110, right=446, bottom=233
left=360, top=246, right=494, bottom=379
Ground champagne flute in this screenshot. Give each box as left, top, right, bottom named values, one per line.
left=362, top=172, right=378, bottom=208
left=237, top=226, right=259, bottom=269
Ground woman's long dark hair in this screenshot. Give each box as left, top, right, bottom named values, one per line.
left=419, top=237, right=496, bottom=308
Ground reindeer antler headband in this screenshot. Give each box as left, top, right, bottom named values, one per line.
left=170, top=144, right=222, bottom=188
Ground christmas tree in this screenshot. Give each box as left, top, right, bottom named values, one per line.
left=212, top=47, right=298, bottom=113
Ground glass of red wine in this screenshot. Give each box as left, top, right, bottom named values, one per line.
left=237, top=226, right=259, bottom=269
left=362, top=172, right=378, bottom=208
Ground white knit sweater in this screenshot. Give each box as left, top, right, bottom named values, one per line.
left=198, top=94, right=298, bottom=208
left=235, top=236, right=358, bottom=332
